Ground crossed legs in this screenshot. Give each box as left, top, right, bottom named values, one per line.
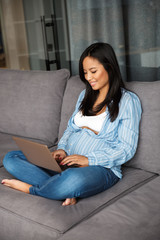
left=2, top=151, right=119, bottom=206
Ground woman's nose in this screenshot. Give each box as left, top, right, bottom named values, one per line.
left=86, top=73, right=92, bottom=81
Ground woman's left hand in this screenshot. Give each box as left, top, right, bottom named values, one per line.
left=60, top=155, right=89, bottom=167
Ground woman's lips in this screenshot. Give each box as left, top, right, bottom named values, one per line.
left=90, top=81, right=97, bottom=87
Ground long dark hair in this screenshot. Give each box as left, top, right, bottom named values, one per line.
left=79, top=42, right=125, bottom=122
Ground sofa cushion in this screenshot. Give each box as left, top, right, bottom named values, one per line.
left=0, top=133, right=19, bottom=167
left=125, top=80, right=160, bottom=174
left=60, top=176, right=160, bottom=240
left=0, top=166, right=155, bottom=240
left=0, top=69, right=69, bottom=146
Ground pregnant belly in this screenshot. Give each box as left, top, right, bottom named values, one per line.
left=66, top=130, right=105, bottom=155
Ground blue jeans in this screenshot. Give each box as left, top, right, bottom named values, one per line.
left=3, top=151, right=119, bottom=200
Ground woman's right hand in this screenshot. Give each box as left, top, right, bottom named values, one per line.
left=51, top=149, right=67, bottom=162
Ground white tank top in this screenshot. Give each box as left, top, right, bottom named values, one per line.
left=74, top=111, right=107, bottom=132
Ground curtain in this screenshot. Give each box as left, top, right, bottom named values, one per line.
left=0, top=0, right=30, bottom=70
left=66, top=0, right=160, bottom=82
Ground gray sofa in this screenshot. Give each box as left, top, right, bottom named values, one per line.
left=0, top=69, right=159, bottom=240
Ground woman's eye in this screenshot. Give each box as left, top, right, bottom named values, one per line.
left=84, top=70, right=96, bottom=75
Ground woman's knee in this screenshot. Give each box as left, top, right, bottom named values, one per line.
left=61, top=168, right=89, bottom=193
left=3, top=151, right=20, bottom=172
left=61, top=167, right=115, bottom=199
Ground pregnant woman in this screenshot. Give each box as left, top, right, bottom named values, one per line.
left=2, top=42, right=142, bottom=206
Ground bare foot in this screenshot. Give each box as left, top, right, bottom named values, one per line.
left=2, top=179, right=77, bottom=205
left=62, top=198, right=77, bottom=206
left=1, top=179, right=32, bottom=194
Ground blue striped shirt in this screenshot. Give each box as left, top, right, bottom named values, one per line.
left=58, top=89, right=142, bottom=178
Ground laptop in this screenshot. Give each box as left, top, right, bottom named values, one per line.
left=12, top=136, right=62, bottom=173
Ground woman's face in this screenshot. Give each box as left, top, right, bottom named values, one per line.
left=83, top=56, right=109, bottom=95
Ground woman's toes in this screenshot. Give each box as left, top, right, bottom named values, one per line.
left=62, top=198, right=70, bottom=206
left=62, top=198, right=77, bottom=206
left=1, top=179, right=11, bottom=186
left=1, top=179, right=31, bottom=194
